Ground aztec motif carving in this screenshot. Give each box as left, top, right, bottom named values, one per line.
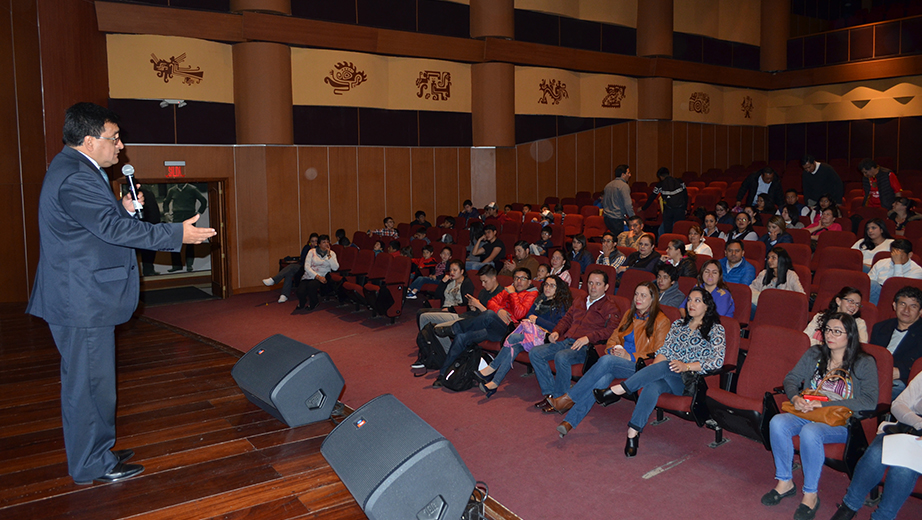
left=416, top=70, right=452, bottom=101
left=324, top=62, right=367, bottom=95
left=602, top=84, right=626, bottom=108
left=538, top=79, right=568, bottom=105
left=741, top=96, right=754, bottom=118
left=150, top=53, right=204, bottom=85
left=688, top=92, right=710, bottom=114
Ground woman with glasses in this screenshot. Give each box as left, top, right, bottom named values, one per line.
left=761, top=312, right=878, bottom=520
left=728, top=211, right=758, bottom=242
left=803, top=287, right=868, bottom=346
left=474, top=275, right=572, bottom=397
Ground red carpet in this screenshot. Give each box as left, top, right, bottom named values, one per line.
left=142, top=294, right=922, bottom=520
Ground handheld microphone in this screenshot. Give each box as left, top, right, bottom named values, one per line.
left=121, top=164, right=143, bottom=219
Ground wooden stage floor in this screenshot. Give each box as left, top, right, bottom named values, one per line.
left=0, top=305, right=516, bottom=520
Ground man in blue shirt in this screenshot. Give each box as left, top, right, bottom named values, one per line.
left=719, top=239, right=756, bottom=286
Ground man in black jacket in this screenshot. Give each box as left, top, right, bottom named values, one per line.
left=870, top=286, right=922, bottom=400
left=801, top=154, right=844, bottom=206
left=736, top=167, right=783, bottom=209
left=641, top=167, right=687, bottom=234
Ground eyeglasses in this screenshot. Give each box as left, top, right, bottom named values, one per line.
left=841, top=297, right=861, bottom=308
left=544, top=283, right=557, bottom=289
left=513, top=276, right=530, bottom=281
left=602, top=239, right=614, bottom=243
left=95, top=135, right=121, bottom=144
left=824, top=327, right=847, bottom=337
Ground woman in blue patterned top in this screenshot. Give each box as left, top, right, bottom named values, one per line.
left=594, top=287, right=726, bottom=457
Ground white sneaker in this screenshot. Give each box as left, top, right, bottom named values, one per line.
left=278, top=295, right=288, bottom=303
left=262, top=278, right=275, bottom=287
left=406, top=292, right=418, bottom=300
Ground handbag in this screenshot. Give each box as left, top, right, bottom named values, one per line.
left=502, top=320, right=546, bottom=353
left=780, top=368, right=854, bottom=427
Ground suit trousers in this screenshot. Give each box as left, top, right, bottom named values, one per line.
left=48, top=324, right=119, bottom=482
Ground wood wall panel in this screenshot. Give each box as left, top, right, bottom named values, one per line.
left=611, top=123, right=630, bottom=175
left=433, top=147, right=459, bottom=219
left=575, top=132, right=594, bottom=193
left=0, top=184, right=28, bottom=301
left=410, top=148, right=435, bottom=223
left=873, top=118, right=899, bottom=165
left=715, top=125, right=729, bottom=170
left=233, top=147, right=270, bottom=289
left=741, top=126, right=754, bottom=166
left=384, top=148, right=412, bottom=220
left=357, top=147, right=386, bottom=231
left=628, top=121, right=637, bottom=174
left=265, top=147, right=300, bottom=263
left=494, top=146, right=517, bottom=206
left=557, top=134, right=577, bottom=199
left=328, top=147, right=359, bottom=237
left=657, top=121, right=673, bottom=177
left=701, top=124, right=716, bottom=172
left=634, top=121, right=659, bottom=183
left=536, top=138, right=557, bottom=203
left=728, top=126, right=742, bottom=167
left=672, top=122, right=688, bottom=176
left=686, top=123, right=702, bottom=175
left=516, top=143, right=537, bottom=204
left=594, top=127, right=612, bottom=193
left=458, top=147, right=471, bottom=208
left=297, top=147, right=330, bottom=238
left=754, top=126, right=767, bottom=163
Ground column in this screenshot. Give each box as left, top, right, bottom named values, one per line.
left=229, top=0, right=290, bottom=15
left=637, top=0, right=673, bottom=57
left=761, top=0, right=791, bottom=72
left=232, top=42, right=293, bottom=144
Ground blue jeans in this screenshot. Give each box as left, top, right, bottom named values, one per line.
left=621, top=361, right=684, bottom=432
left=842, top=433, right=921, bottom=520
left=409, top=276, right=438, bottom=292
left=440, top=311, right=508, bottom=375
left=488, top=335, right=525, bottom=386
left=466, top=260, right=489, bottom=271
left=529, top=338, right=587, bottom=397
left=870, top=282, right=883, bottom=306
left=564, top=354, right=637, bottom=427
left=892, top=379, right=907, bottom=400
left=769, top=413, right=848, bottom=494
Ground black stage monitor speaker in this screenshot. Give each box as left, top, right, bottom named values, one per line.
left=321, top=394, right=475, bottom=520
left=231, top=334, right=344, bottom=427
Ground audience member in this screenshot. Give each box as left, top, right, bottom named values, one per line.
left=409, top=243, right=437, bottom=276
left=595, top=287, right=726, bottom=457
left=715, top=201, right=734, bottom=225
left=680, top=259, right=735, bottom=318
left=371, top=240, right=384, bottom=255
left=756, top=193, right=777, bottom=217
left=535, top=264, right=550, bottom=281
left=475, top=275, right=572, bottom=397
left=458, top=199, right=480, bottom=221
left=888, top=197, right=922, bottom=235
left=750, top=247, right=805, bottom=317
left=294, top=234, right=339, bottom=312
left=262, top=233, right=318, bottom=303
left=737, top=166, right=783, bottom=209
left=759, top=215, right=793, bottom=254
left=407, top=245, right=451, bottom=299
left=720, top=239, right=757, bottom=286
left=868, top=239, right=922, bottom=305
left=603, top=164, right=634, bottom=235
left=569, top=234, right=593, bottom=274
left=803, top=287, right=868, bottom=346
left=414, top=210, right=432, bottom=228
left=617, top=215, right=645, bottom=249
left=806, top=207, right=842, bottom=244
left=686, top=224, right=712, bottom=256
left=780, top=204, right=805, bottom=229
left=777, top=188, right=806, bottom=217
left=655, top=263, right=685, bottom=308
left=859, top=158, right=901, bottom=211
left=500, top=240, right=540, bottom=277
left=412, top=227, right=430, bottom=244
left=548, top=249, right=572, bottom=285
left=804, top=193, right=835, bottom=225
left=386, top=240, right=401, bottom=257
left=728, top=212, right=758, bottom=241
left=335, top=228, right=351, bottom=247
left=870, top=286, right=922, bottom=400
left=801, top=154, right=844, bottom=206
left=413, top=262, right=487, bottom=367
left=762, top=313, right=876, bottom=519
left=368, top=216, right=398, bottom=238
left=618, top=233, right=659, bottom=274
left=596, top=231, right=626, bottom=268
left=853, top=218, right=894, bottom=272
left=530, top=227, right=554, bottom=256
left=552, top=282, right=670, bottom=436
left=661, top=239, right=697, bottom=278
left=641, top=167, right=687, bottom=234
left=702, top=212, right=723, bottom=238
left=744, top=205, right=763, bottom=227
left=466, top=223, right=506, bottom=271
left=530, top=270, right=621, bottom=413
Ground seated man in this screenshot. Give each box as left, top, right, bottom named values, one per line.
left=411, top=227, right=430, bottom=245
left=466, top=224, right=506, bottom=271
left=368, top=216, right=398, bottom=238
left=868, top=238, right=922, bottom=305
left=433, top=267, right=538, bottom=386
left=596, top=231, right=626, bottom=268
left=262, top=233, right=318, bottom=303
left=617, top=215, right=645, bottom=250
left=500, top=240, right=540, bottom=277
left=413, top=210, right=432, bottom=228
left=870, top=286, right=922, bottom=400
left=719, top=239, right=757, bottom=286
left=458, top=199, right=480, bottom=221
left=529, top=270, right=621, bottom=413
left=655, top=263, right=685, bottom=308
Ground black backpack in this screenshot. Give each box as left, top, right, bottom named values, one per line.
left=442, top=345, right=493, bottom=392
left=415, top=323, right=447, bottom=371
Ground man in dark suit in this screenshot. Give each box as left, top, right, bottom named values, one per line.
left=869, top=286, right=922, bottom=400
left=26, top=102, right=216, bottom=484
left=736, top=167, right=783, bottom=209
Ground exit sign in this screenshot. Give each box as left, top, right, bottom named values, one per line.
left=164, top=161, right=186, bottom=178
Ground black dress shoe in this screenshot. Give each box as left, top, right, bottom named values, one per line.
left=793, top=499, right=820, bottom=520
left=113, top=449, right=134, bottom=464
left=829, top=503, right=856, bottom=520
left=624, top=434, right=640, bottom=457
left=434, top=326, right=454, bottom=338
left=432, top=377, right=444, bottom=388
left=472, top=370, right=494, bottom=384
left=593, top=388, right=622, bottom=407
left=479, top=382, right=497, bottom=399
left=760, top=487, right=796, bottom=506
left=75, top=462, right=144, bottom=485
left=534, top=396, right=551, bottom=409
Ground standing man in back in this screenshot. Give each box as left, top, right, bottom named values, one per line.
left=603, top=164, right=634, bottom=235
left=801, top=154, right=844, bottom=207
left=26, top=102, right=216, bottom=485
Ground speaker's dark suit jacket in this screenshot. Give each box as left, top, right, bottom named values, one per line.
left=26, top=146, right=182, bottom=480
left=870, top=317, right=922, bottom=385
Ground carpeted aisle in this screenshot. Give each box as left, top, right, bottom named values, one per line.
left=142, top=293, right=922, bottom=520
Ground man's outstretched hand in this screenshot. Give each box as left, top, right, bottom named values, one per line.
left=182, top=214, right=217, bottom=244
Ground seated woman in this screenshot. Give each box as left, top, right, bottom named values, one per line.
left=617, top=233, right=659, bottom=274
left=568, top=234, right=593, bottom=274
left=686, top=224, right=713, bottom=256
left=715, top=201, right=734, bottom=226
left=762, top=313, right=878, bottom=520
left=750, top=246, right=805, bottom=318
left=852, top=218, right=894, bottom=272
left=888, top=196, right=922, bottom=236
left=680, top=259, right=735, bottom=318
left=262, top=233, right=318, bottom=304
left=727, top=211, right=758, bottom=242
left=407, top=245, right=452, bottom=299
left=534, top=263, right=550, bottom=281
left=803, top=286, right=868, bottom=346
left=780, top=204, right=805, bottom=229
left=550, top=282, right=670, bottom=436
left=759, top=215, right=793, bottom=254
left=756, top=193, right=776, bottom=218
left=294, top=235, right=339, bottom=312
left=661, top=239, right=698, bottom=278
left=415, top=259, right=474, bottom=328
left=548, top=249, right=572, bottom=285
left=593, top=287, right=726, bottom=457
left=702, top=212, right=724, bottom=239
left=806, top=206, right=842, bottom=246
left=745, top=205, right=763, bottom=227
left=475, top=275, right=572, bottom=397
left=830, top=370, right=922, bottom=520
left=804, top=193, right=835, bottom=225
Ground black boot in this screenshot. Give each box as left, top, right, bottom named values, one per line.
left=593, top=388, right=622, bottom=406
left=624, top=434, right=640, bottom=457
